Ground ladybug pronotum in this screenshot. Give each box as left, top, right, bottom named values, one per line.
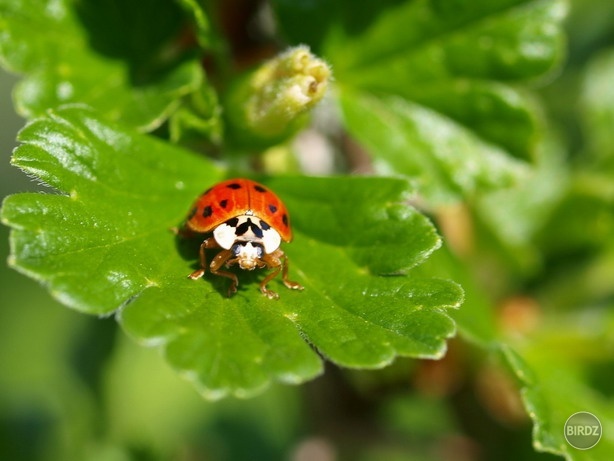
left=178, top=178, right=304, bottom=299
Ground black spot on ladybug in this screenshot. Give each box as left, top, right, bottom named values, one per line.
left=227, top=183, right=241, bottom=190
left=268, top=204, right=278, bottom=213
left=235, top=218, right=264, bottom=238
left=252, top=223, right=264, bottom=238
left=236, top=220, right=249, bottom=236
left=254, top=185, right=267, bottom=193
left=202, top=205, right=213, bottom=218
left=220, top=199, right=228, bottom=208
left=261, top=221, right=271, bottom=230
left=282, top=214, right=289, bottom=227
left=226, top=217, right=239, bottom=227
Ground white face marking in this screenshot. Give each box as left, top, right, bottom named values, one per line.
left=213, top=215, right=281, bottom=254
left=213, top=222, right=238, bottom=249
left=261, top=225, right=281, bottom=254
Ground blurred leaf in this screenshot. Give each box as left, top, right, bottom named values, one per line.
left=271, top=0, right=405, bottom=53
left=537, top=242, right=614, bottom=315
left=0, top=0, right=203, bottom=131
left=275, top=0, right=568, bottom=168
left=328, top=0, right=567, bottom=160
left=384, top=81, right=542, bottom=162
left=416, top=247, right=498, bottom=345
left=476, top=134, right=569, bottom=268
left=581, top=47, right=614, bottom=169
left=327, top=0, right=567, bottom=84
left=501, top=308, right=614, bottom=460
left=537, top=172, right=614, bottom=257
left=273, top=0, right=569, bottom=204
left=177, top=0, right=213, bottom=49
left=340, top=89, right=529, bottom=204
left=169, top=80, right=223, bottom=146
left=1, top=106, right=463, bottom=398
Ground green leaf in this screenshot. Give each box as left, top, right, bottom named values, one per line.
left=271, top=0, right=400, bottom=53
left=340, top=89, right=529, bottom=204
left=2, top=106, right=219, bottom=313
left=500, top=309, right=614, bottom=460
left=177, top=0, right=214, bottom=49
left=327, top=0, right=567, bottom=84
left=169, top=80, right=224, bottom=146
left=1, top=106, right=463, bottom=398
left=0, top=0, right=203, bottom=130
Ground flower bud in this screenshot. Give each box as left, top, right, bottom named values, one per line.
left=225, top=45, right=331, bottom=147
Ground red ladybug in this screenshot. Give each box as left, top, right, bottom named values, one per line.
left=179, top=178, right=304, bottom=299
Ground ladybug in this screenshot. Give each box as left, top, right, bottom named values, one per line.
left=179, top=178, right=304, bottom=299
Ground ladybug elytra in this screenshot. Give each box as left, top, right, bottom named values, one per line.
left=178, top=178, right=303, bottom=299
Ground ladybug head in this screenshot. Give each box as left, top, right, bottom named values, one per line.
left=232, top=241, right=264, bottom=270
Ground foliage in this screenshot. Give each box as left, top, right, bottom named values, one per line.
left=1, top=0, right=613, bottom=460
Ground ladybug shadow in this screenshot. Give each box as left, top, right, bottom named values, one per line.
left=173, top=230, right=263, bottom=298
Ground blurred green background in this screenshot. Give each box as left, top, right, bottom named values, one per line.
left=1, top=0, right=613, bottom=460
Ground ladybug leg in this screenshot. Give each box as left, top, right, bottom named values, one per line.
left=188, top=238, right=239, bottom=297
left=260, top=256, right=281, bottom=299
left=279, top=251, right=304, bottom=292
left=260, top=249, right=304, bottom=299
left=209, top=250, right=240, bottom=297
left=188, top=237, right=219, bottom=280
left=259, top=261, right=282, bottom=300
left=188, top=237, right=239, bottom=296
